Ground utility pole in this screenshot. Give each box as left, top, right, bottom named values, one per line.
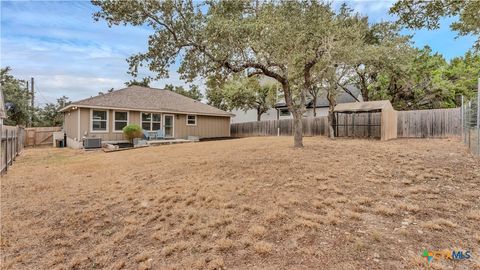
left=30, top=77, right=34, bottom=127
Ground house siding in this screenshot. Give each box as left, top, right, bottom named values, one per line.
left=63, top=108, right=78, bottom=140
left=175, top=114, right=230, bottom=138
left=64, top=108, right=230, bottom=145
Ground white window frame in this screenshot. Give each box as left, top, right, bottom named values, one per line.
left=90, top=109, right=109, bottom=133
left=141, top=112, right=162, bottom=131
left=113, top=110, right=129, bottom=133
left=186, top=114, right=197, bottom=126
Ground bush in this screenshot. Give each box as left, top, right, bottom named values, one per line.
left=122, top=124, right=143, bottom=143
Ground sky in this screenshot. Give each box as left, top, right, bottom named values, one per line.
left=0, top=1, right=476, bottom=107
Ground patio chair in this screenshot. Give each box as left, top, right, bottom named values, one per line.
left=155, top=129, right=165, bottom=140
left=143, top=129, right=152, bottom=140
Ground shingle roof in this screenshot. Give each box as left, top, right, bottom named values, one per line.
left=275, top=85, right=362, bottom=108
left=60, top=86, right=231, bottom=117
left=0, top=89, right=6, bottom=119
left=334, top=100, right=394, bottom=112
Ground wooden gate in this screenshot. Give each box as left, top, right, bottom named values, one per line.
left=24, top=127, right=62, bottom=147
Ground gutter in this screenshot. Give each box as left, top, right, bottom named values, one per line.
left=59, top=104, right=233, bottom=117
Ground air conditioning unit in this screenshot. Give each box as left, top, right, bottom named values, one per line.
left=83, top=138, right=102, bottom=149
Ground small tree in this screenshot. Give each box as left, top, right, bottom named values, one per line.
left=223, top=77, right=278, bottom=121
left=122, top=124, right=143, bottom=144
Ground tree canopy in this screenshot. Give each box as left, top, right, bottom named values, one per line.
left=93, top=0, right=371, bottom=147
left=216, top=76, right=278, bottom=121
left=1, top=67, right=71, bottom=127
left=164, top=84, right=203, bottom=101
left=1, top=67, right=31, bottom=126
left=36, top=96, right=71, bottom=127
left=125, top=78, right=150, bottom=87
left=390, top=0, right=480, bottom=50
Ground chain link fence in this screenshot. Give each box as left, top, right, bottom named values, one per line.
left=461, top=82, right=479, bottom=156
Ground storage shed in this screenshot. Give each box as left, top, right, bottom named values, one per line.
left=333, top=100, right=397, bottom=140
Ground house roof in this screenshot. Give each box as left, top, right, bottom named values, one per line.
left=0, top=89, right=6, bottom=119
left=60, top=86, right=231, bottom=117
left=275, top=85, right=362, bottom=109
left=334, top=100, right=394, bottom=113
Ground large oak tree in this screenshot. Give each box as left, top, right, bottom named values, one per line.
left=92, top=0, right=360, bottom=147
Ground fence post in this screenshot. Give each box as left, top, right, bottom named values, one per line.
left=477, top=78, right=480, bottom=155
left=0, top=124, right=2, bottom=173
left=12, top=129, right=16, bottom=161
left=461, top=96, right=464, bottom=143
left=4, top=129, right=6, bottom=168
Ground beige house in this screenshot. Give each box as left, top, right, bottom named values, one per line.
left=60, top=86, right=232, bottom=148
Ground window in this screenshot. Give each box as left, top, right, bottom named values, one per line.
left=114, top=111, right=128, bottom=131
left=141, top=112, right=162, bottom=131
left=92, top=110, right=108, bottom=131
left=186, top=115, right=197, bottom=126
left=280, top=109, right=290, bottom=116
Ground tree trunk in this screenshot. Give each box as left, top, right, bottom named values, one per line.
left=328, top=110, right=335, bottom=138
left=292, top=111, right=303, bottom=148
left=313, top=95, right=317, bottom=117
left=282, top=83, right=303, bottom=148
left=256, top=107, right=261, bottom=121
left=327, top=90, right=336, bottom=139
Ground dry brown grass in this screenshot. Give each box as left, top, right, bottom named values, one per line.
left=397, top=202, right=421, bottom=214
left=374, top=205, right=397, bottom=216
left=1, top=137, right=479, bottom=269
left=421, top=218, right=457, bottom=231
left=248, top=225, right=266, bottom=238
left=253, top=241, right=273, bottom=255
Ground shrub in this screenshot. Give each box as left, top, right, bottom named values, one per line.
left=122, top=124, right=143, bottom=143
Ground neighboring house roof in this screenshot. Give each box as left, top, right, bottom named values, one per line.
left=60, top=86, right=231, bottom=117
left=275, top=85, right=362, bottom=109
left=0, top=89, right=6, bottom=119
left=334, top=100, right=394, bottom=113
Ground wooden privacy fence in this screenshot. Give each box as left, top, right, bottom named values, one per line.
left=1, top=125, right=25, bottom=175
left=231, top=117, right=329, bottom=137
left=24, top=127, right=62, bottom=147
left=397, top=108, right=461, bottom=138
left=231, top=107, right=462, bottom=138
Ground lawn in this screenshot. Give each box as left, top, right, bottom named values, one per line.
left=1, top=137, right=479, bottom=269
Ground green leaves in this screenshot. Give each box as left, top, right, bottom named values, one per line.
left=1, top=67, right=32, bottom=126
left=390, top=0, right=480, bottom=50
left=164, top=84, right=203, bottom=101
left=122, top=124, right=143, bottom=142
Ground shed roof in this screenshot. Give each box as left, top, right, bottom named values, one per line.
left=334, top=100, right=394, bottom=113
left=0, top=89, right=6, bottom=119
left=60, top=86, right=231, bottom=117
